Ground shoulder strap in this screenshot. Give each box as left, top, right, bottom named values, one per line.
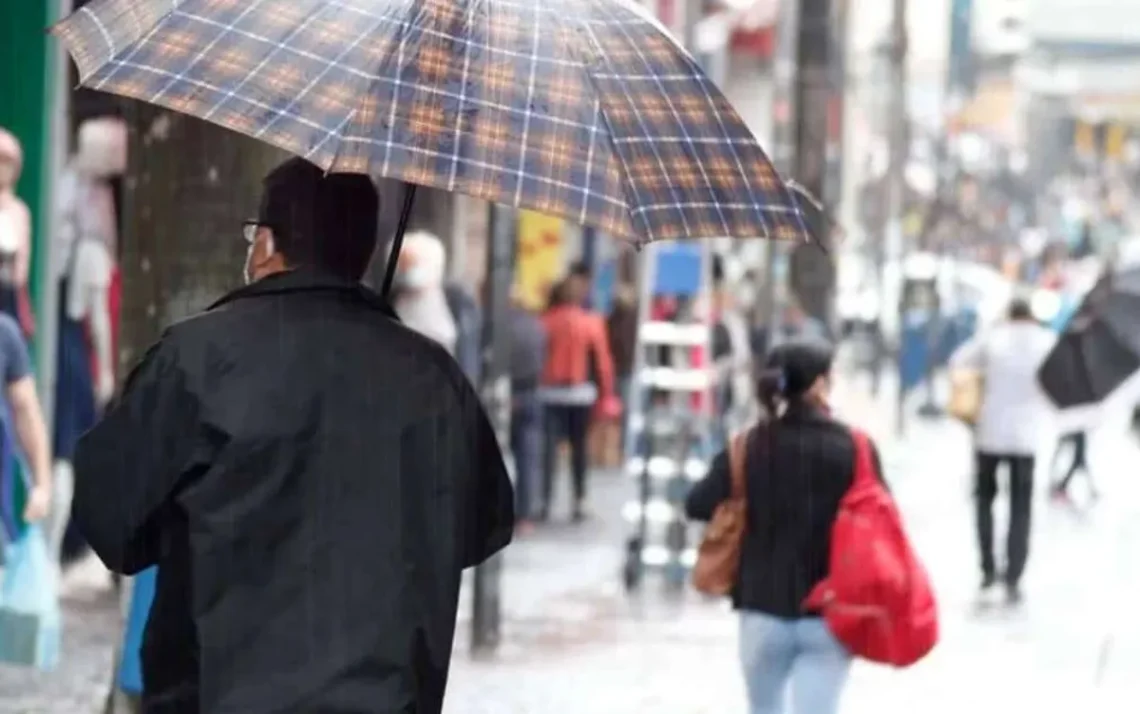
left=848, top=428, right=877, bottom=485
left=727, top=430, right=749, bottom=499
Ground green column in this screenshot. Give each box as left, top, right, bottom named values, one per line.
left=1, top=1, right=66, bottom=532
left=0, top=0, right=52, bottom=351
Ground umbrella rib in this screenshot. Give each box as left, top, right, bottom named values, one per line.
left=512, top=0, right=544, bottom=207
left=89, top=3, right=181, bottom=90
left=652, top=29, right=780, bottom=241
left=567, top=17, right=642, bottom=242
left=446, top=0, right=480, bottom=191
left=148, top=0, right=270, bottom=104
left=305, top=3, right=416, bottom=169
left=601, top=12, right=730, bottom=234
left=574, top=8, right=689, bottom=243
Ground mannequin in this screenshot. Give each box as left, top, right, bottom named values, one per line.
left=49, top=117, right=124, bottom=566
left=0, top=128, right=32, bottom=336
left=391, top=230, right=458, bottom=354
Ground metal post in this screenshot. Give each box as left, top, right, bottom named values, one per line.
left=917, top=0, right=973, bottom=419
left=36, top=0, right=74, bottom=431
left=787, top=0, right=837, bottom=330
left=824, top=0, right=849, bottom=214
left=885, top=0, right=909, bottom=435
left=470, top=202, right=515, bottom=654
left=759, top=0, right=799, bottom=339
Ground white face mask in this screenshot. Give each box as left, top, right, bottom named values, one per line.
left=243, top=235, right=274, bottom=285
left=243, top=243, right=255, bottom=285
left=398, top=265, right=430, bottom=291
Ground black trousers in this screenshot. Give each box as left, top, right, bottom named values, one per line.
left=1052, top=431, right=1090, bottom=491
left=975, top=451, right=1035, bottom=586
left=542, top=404, right=591, bottom=514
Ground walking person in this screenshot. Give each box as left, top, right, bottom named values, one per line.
left=1050, top=429, right=1098, bottom=502
left=538, top=275, right=616, bottom=522
left=950, top=298, right=1055, bottom=604
left=1044, top=288, right=1098, bottom=503
left=72, top=159, right=513, bottom=714
left=0, top=312, right=53, bottom=543
left=0, top=129, right=34, bottom=338
left=508, top=289, right=546, bottom=533
left=606, top=282, right=638, bottom=457
left=389, top=230, right=458, bottom=354
left=686, top=340, right=883, bottom=714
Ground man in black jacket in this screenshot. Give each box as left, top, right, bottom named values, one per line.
left=73, top=158, right=514, bottom=714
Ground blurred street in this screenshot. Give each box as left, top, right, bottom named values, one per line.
left=3, top=382, right=1140, bottom=713
left=4, top=0, right=1140, bottom=710
left=445, top=396, right=1140, bottom=713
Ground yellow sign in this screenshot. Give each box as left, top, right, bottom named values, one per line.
left=1105, top=123, right=1127, bottom=160
left=515, top=210, right=565, bottom=311
left=1074, top=121, right=1096, bottom=157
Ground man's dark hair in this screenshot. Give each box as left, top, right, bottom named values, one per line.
left=1007, top=297, right=1034, bottom=322
left=569, top=261, right=592, bottom=278
left=258, top=158, right=380, bottom=281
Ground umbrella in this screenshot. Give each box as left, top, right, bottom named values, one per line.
left=1038, top=266, right=1140, bottom=409
left=53, top=0, right=810, bottom=281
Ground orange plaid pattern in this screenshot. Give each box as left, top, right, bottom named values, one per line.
left=54, top=0, right=809, bottom=245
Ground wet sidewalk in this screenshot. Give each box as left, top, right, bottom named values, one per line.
left=4, top=388, right=1138, bottom=713
left=446, top=403, right=1140, bottom=713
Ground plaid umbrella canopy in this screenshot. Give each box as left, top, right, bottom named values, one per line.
left=54, top=0, right=809, bottom=245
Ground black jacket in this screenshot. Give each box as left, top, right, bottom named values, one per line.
left=73, top=269, right=514, bottom=714
left=685, top=404, right=884, bottom=619
left=443, top=283, right=482, bottom=383
left=507, top=305, right=545, bottom=391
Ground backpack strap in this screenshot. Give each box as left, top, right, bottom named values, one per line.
left=848, top=428, right=877, bottom=486
left=727, top=430, right=749, bottom=500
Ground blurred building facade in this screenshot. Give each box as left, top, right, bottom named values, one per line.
left=1019, top=0, right=1140, bottom=186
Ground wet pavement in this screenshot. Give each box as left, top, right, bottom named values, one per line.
left=4, top=383, right=1140, bottom=713
left=0, top=560, right=118, bottom=714
left=445, top=395, right=1140, bottom=713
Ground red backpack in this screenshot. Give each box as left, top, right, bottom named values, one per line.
left=803, top=429, right=939, bottom=667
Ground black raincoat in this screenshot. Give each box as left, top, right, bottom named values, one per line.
left=73, top=269, right=514, bottom=714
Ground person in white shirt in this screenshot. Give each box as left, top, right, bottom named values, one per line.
left=950, top=298, right=1056, bottom=605
left=0, top=128, right=32, bottom=336
left=50, top=118, right=121, bottom=567
left=390, top=230, right=458, bottom=354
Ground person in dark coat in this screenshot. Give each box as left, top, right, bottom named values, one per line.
left=685, top=340, right=886, bottom=714
left=606, top=283, right=638, bottom=421
left=72, top=158, right=514, bottom=714
left=444, top=281, right=483, bottom=384
left=508, top=290, right=546, bottom=529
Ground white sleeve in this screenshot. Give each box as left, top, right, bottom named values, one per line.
left=77, top=240, right=113, bottom=290
left=949, top=333, right=985, bottom=371
left=67, top=240, right=113, bottom=321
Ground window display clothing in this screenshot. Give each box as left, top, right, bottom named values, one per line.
left=53, top=237, right=113, bottom=564
left=54, top=240, right=106, bottom=461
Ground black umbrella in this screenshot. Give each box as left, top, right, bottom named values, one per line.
left=1038, top=266, right=1140, bottom=409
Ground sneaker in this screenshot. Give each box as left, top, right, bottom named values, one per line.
left=572, top=500, right=591, bottom=523
left=1005, top=583, right=1024, bottom=606
left=975, top=574, right=1000, bottom=608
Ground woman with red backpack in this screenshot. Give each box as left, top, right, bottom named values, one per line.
left=686, top=340, right=936, bottom=714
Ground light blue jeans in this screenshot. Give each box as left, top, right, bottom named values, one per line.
left=739, top=612, right=852, bottom=714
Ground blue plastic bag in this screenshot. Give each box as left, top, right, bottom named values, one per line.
left=118, top=566, right=158, bottom=694
left=0, top=525, right=61, bottom=670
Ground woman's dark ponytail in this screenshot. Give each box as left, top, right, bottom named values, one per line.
left=755, top=339, right=835, bottom=418
left=755, top=367, right=786, bottom=418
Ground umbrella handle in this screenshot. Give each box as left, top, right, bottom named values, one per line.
left=381, top=184, right=418, bottom=297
